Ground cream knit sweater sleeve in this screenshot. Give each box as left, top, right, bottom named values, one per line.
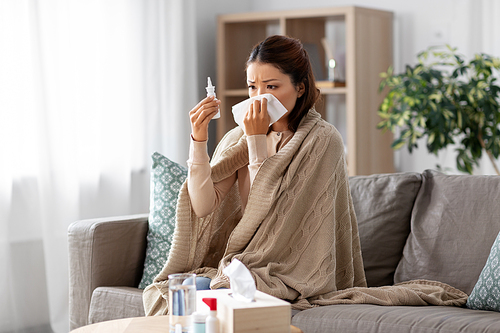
left=245, top=134, right=267, bottom=182
left=187, top=135, right=267, bottom=217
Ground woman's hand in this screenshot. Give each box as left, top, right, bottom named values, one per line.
left=243, top=97, right=270, bottom=136
left=189, top=96, right=220, bottom=142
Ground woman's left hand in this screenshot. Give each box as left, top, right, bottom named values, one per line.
left=243, top=97, right=270, bottom=135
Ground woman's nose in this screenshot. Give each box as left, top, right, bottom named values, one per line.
left=257, top=88, right=264, bottom=95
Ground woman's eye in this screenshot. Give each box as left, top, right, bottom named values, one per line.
left=248, top=85, right=256, bottom=90
left=267, top=85, right=277, bottom=90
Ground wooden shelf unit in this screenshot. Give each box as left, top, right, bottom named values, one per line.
left=216, top=6, right=394, bottom=175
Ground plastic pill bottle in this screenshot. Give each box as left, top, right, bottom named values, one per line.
left=192, top=311, right=207, bottom=333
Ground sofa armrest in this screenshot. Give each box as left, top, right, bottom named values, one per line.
left=68, top=213, right=149, bottom=330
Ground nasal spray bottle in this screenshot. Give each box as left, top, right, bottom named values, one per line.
left=202, top=298, right=219, bottom=333
left=206, top=77, right=220, bottom=119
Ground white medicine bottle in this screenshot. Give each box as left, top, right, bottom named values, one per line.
left=202, top=298, right=219, bottom=333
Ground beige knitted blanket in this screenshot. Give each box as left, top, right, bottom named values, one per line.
left=143, top=110, right=467, bottom=316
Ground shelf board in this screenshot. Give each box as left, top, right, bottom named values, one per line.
left=218, top=6, right=354, bottom=22
left=224, top=89, right=249, bottom=97
left=319, top=87, right=347, bottom=95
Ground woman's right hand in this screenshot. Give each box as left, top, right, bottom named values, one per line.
left=189, top=96, right=220, bottom=142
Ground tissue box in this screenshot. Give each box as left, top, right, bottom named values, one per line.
left=196, top=289, right=291, bottom=333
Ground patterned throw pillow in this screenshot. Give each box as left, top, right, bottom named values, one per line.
left=467, top=231, right=500, bottom=311
left=138, top=152, right=187, bottom=289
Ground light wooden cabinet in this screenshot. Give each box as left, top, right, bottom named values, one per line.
left=216, top=6, right=394, bottom=175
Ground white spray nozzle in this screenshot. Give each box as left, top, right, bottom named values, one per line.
left=206, top=76, right=220, bottom=119
left=206, top=77, right=216, bottom=97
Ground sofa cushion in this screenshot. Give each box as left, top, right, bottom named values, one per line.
left=88, top=287, right=145, bottom=324
left=467, top=230, right=500, bottom=311
left=394, top=169, right=500, bottom=294
left=138, top=152, right=188, bottom=289
left=349, top=172, right=422, bottom=287
left=291, top=304, right=500, bottom=333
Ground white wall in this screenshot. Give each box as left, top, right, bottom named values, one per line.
left=195, top=0, right=500, bottom=174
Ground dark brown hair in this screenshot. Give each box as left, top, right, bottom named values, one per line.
left=246, top=35, right=320, bottom=132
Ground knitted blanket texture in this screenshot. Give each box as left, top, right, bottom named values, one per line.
left=142, top=110, right=467, bottom=316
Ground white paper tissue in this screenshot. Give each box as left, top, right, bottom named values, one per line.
left=231, top=93, right=288, bottom=129
left=223, top=259, right=256, bottom=303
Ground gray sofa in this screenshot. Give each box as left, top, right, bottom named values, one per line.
left=68, top=169, right=500, bottom=332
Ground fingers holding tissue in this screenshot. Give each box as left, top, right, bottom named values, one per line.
left=232, top=93, right=288, bottom=135
left=243, top=98, right=270, bottom=135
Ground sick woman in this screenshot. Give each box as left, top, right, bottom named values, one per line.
left=143, top=35, right=366, bottom=315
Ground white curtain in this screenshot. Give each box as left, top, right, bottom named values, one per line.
left=0, top=0, right=197, bottom=332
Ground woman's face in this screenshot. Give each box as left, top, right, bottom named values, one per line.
left=246, top=62, right=304, bottom=114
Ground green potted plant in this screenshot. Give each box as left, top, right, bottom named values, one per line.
left=377, top=45, right=500, bottom=175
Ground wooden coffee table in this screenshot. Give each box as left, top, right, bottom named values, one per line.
left=71, top=316, right=304, bottom=333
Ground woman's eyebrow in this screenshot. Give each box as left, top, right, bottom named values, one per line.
left=247, top=78, right=280, bottom=83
